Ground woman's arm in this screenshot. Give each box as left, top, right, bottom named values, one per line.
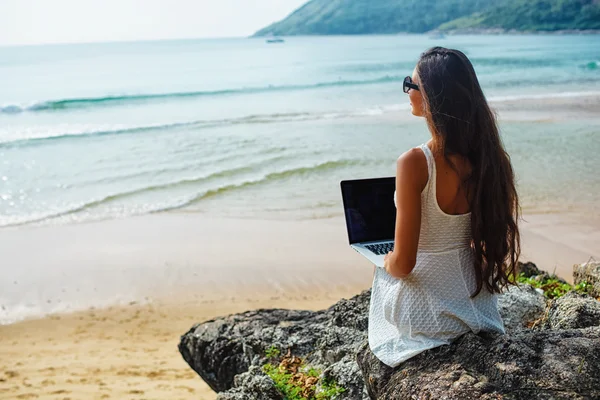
left=384, top=148, right=428, bottom=278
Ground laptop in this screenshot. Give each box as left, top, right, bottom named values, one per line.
left=340, top=177, right=396, bottom=268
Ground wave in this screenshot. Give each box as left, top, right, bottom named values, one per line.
left=4, top=88, right=599, bottom=147
left=488, top=90, right=600, bottom=102
left=334, top=61, right=412, bottom=74
left=490, top=75, right=600, bottom=89
left=0, top=75, right=403, bottom=114
left=0, top=159, right=356, bottom=228
left=472, top=57, right=566, bottom=68
left=0, top=121, right=199, bottom=147
left=579, top=60, right=599, bottom=70
left=189, top=160, right=353, bottom=203
left=0, top=165, right=260, bottom=227
left=5, top=87, right=597, bottom=147
left=0, top=106, right=405, bottom=147
left=75, top=148, right=290, bottom=189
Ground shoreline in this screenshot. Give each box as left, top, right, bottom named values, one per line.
left=1, top=211, right=598, bottom=325
left=0, top=214, right=376, bottom=326
left=252, top=30, right=600, bottom=38
left=437, top=29, right=600, bottom=36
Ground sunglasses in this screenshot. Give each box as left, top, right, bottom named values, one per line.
left=403, top=76, right=419, bottom=93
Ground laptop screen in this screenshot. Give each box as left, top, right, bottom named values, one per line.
left=340, top=177, right=396, bottom=244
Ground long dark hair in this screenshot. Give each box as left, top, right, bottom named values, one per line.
left=416, top=47, right=520, bottom=296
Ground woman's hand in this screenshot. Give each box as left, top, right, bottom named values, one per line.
left=384, top=251, right=414, bottom=279
left=383, top=251, right=395, bottom=276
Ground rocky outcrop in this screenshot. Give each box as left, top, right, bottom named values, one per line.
left=179, top=269, right=600, bottom=400
left=574, top=261, right=600, bottom=298
left=357, top=326, right=600, bottom=400
left=179, top=291, right=370, bottom=397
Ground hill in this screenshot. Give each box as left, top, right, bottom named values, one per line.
left=440, top=0, right=600, bottom=32
left=253, top=0, right=600, bottom=36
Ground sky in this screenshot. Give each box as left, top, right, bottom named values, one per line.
left=0, top=0, right=308, bottom=46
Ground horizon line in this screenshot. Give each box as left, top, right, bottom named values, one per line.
left=0, top=35, right=256, bottom=49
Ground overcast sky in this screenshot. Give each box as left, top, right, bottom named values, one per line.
left=0, top=0, right=307, bottom=46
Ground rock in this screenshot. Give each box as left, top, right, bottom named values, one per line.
left=179, top=291, right=370, bottom=396
left=178, top=317, right=251, bottom=392
left=518, top=261, right=568, bottom=284
left=217, top=366, right=283, bottom=400
left=574, top=261, right=600, bottom=297
left=179, top=277, right=600, bottom=399
left=358, top=288, right=600, bottom=400
left=518, top=261, right=543, bottom=277
left=544, top=291, right=600, bottom=330
left=321, top=355, right=368, bottom=400
left=357, top=328, right=600, bottom=400
left=497, top=285, right=547, bottom=332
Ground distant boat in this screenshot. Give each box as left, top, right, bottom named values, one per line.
left=266, top=37, right=285, bottom=43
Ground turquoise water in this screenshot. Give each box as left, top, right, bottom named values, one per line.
left=1, top=35, right=599, bottom=227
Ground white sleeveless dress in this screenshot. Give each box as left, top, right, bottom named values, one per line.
left=368, top=143, right=505, bottom=367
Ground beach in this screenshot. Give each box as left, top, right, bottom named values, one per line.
left=1, top=210, right=599, bottom=399
left=0, top=283, right=351, bottom=400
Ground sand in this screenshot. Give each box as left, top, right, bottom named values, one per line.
left=519, top=213, right=600, bottom=278
left=0, top=290, right=363, bottom=400
left=1, top=212, right=598, bottom=399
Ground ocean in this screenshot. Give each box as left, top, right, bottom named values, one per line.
left=1, top=34, right=599, bottom=227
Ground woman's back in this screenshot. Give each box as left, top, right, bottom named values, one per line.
left=370, top=143, right=505, bottom=368
left=418, top=143, right=472, bottom=252
left=434, top=149, right=473, bottom=216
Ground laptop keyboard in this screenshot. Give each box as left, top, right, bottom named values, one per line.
left=365, top=242, right=394, bottom=255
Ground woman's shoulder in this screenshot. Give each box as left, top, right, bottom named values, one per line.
left=396, top=146, right=429, bottom=191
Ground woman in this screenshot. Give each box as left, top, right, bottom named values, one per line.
left=366, top=47, right=520, bottom=369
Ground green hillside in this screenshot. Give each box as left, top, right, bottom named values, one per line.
left=441, top=0, right=600, bottom=31
left=254, top=0, right=600, bottom=36
left=254, top=0, right=490, bottom=36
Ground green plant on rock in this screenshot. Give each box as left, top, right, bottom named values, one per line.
left=262, top=350, right=346, bottom=400
left=516, top=273, right=592, bottom=299
left=574, top=280, right=593, bottom=295
left=316, top=378, right=346, bottom=400
left=265, top=345, right=281, bottom=359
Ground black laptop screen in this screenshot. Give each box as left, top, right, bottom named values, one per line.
left=340, top=177, right=396, bottom=244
